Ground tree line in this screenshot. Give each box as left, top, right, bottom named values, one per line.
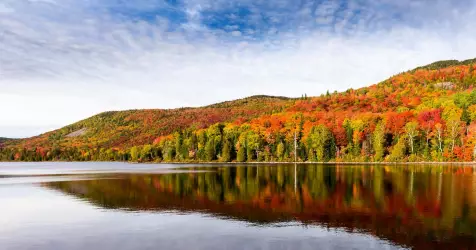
left=2, top=90, right=475, bottom=162
left=1, top=65, right=476, bottom=163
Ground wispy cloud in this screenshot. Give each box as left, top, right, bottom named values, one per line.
left=1, top=0, right=475, bottom=137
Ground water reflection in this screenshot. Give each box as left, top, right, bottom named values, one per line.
left=46, top=164, right=476, bottom=249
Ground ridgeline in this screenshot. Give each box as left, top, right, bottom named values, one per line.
left=1, top=59, right=476, bottom=162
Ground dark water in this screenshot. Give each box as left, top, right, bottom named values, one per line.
left=1, top=162, right=476, bottom=250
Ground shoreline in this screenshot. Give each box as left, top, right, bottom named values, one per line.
left=159, top=161, right=476, bottom=165
left=1, top=161, right=475, bottom=166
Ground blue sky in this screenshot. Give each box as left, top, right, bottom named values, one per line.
left=1, top=0, right=476, bottom=137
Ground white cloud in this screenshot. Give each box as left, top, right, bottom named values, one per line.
left=231, top=30, right=242, bottom=37
left=0, top=3, right=14, bottom=13
left=0, top=0, right=476, bottom=138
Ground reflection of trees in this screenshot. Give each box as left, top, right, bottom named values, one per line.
left=47, top=164, right=476, bottom=249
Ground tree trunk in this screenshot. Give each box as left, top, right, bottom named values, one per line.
left=473, top=144, right=476, bottom=161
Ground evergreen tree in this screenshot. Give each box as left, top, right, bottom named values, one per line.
left=276, top=142, right=285, bottom=161
left=175, top=132, right=183, bottom=160
left=343, top=119, right=353, bottom=149
left=205, top=138, right=215, bottom=161
left=237, top=146, right=246, bottom=162
left=246, top=146, right=254, bottom=161
left=221, top=139, right=232, bottom=162
left=462, top=108, right=471, bottom=125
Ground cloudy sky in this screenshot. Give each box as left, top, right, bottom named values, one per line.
left=1, top=0, right=475, bottom=138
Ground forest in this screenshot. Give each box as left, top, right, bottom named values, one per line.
left=1, top=60, right=476, bottom=162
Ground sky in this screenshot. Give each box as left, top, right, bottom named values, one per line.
left=1, top=0, right=476, bottom=138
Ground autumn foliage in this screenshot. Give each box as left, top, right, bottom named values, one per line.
left=2, top=60, right=476, bottom=162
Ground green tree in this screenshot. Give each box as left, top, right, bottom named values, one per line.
left=130, top=146, right=139, bottom=162
left=276, top=142, right=285, bottom=161
left=461, top=108, right=471, bottom=125
left=196, top=130, right=207, bottom=160
left=343, top=119, right=354, bottom=153
left=161, top=140, right=175, bottom=161
left=247, top=132, right=261, bottom=161
left=372, top=121, right=386, bottom=161
left=237, top=146, right=246, bottom=162
left=205, top=138, right=215, bottom=161
left=388, top=135, right=407, bottom=161
left=141, top=144, right=152, bottom=161
left=307, top=125, right=332, bottom=162
left=350, top=119, right=365, bottom=156
left=221, top=139, right=232, bottom=162
left=236, top=131, right=248, bottom=162
left=174, top=132, right=184, bottom=160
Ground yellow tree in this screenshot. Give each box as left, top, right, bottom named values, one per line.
left=372, top=121, right=386, bottom=161
left=350, top=119, right=365, bottom=156
left=307, top=125, right=332, bottom=162
left=442, top=99, right=463, bottom=153
left=446, top=119, right=462, bottom=153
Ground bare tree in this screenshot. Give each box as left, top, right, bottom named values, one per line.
left=447, top=119, right=461, bottom=152
left=405, top=121, right=419, bottom=154
left=434, top=123, right=444, bottom=153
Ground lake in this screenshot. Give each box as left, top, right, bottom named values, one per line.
left=1, top=162, right=475, bottom=250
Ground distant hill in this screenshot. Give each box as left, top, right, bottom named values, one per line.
left=0, top=138, right=14, bottom=149
left=4, top=95, right=293, bottom=150
left=411, top=58, right=476, bottom=72
left=2, top=59, right=476, bottom=162
left=0, top=137, right=15, bottom=144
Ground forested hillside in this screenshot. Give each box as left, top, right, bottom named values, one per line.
left=0, top=138, right=14, bottom=145
left=1, top=59, right=476, bottom=162
left=1, top=95, right=291, bottom=153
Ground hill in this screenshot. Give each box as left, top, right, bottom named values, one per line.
left=0, top=137, right=14, bottom=145
left=2, top=95, right=293, bottom=152
left=411, top=58, right=476, bottom=72
left=1, top=59, right=475, bottom=162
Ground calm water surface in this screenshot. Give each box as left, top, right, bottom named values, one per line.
left=1, top=162, right=476, bottom=250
